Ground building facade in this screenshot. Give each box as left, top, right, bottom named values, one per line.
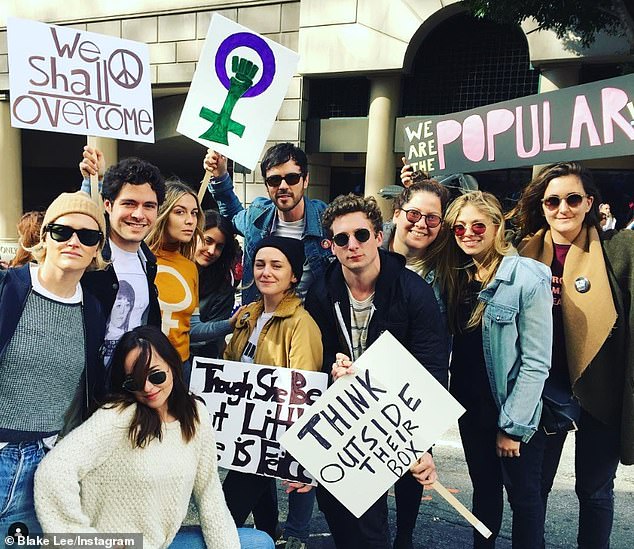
left=1, top=0, right=632, bottom=257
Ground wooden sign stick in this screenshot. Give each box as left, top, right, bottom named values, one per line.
left=198, top=171, right=212, bottom=205
left=431, top=480, right=493, bottom=539
left=86, top=135, right=102, bottom=207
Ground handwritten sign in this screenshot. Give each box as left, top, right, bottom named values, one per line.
left=7, top=18, right=154, bottom=142
left=280, top=331, right=465, bottom=517
left=190, top=357, right=328, bottom=483
left=402, top=74, right=634, bottom=175
left=177, top=14, right=299, bottom=170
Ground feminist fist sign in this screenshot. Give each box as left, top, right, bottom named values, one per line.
left=199, top=55, right=260, bottom=145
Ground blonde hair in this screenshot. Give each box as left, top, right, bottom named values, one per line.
left=145, top=181, right=203, bottom=260
left=440, top=191, right=512, bottom=331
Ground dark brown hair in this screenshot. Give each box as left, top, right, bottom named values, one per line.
left=106, top=325, right=200, bottom=448
left=321, top=194, right=383, bottom=238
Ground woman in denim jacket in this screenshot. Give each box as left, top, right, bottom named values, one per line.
left=440, top=191, right=552, bottom=549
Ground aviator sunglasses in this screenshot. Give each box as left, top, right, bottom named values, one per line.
left=402, top=209, right=442, bottom=228
left=332, top=228, right=372, bottom=247
left=541, top=193, right=587, bottom=210
left=452, top=222, right=488, bottom=237
left=45, top=223, right=103, bottom=247
left=122, top=370, right=168, bottom=392
left=264, top=173, right=303, bottom=187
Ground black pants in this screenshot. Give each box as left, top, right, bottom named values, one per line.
left=222, top=470, right=278, bottom=540
left=394, top=472, right=424, bottom=547
left=459, top=409, right=547, bottom=549
left=316, top=484, right=390, bottom=549
left=541, top=408, right=620, bottom=549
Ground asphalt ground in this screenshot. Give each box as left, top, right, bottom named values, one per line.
left=242, top=425, right=634, bottom=548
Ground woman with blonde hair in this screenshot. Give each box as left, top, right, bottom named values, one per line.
left=440, top=191, right=552, bottom=548
left=0, top=191, right=107, bottom=537
left=511, top=162, right=634, bottom=549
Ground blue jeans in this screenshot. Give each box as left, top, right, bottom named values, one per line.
left=169, top=526, right=274, bottom=549
left=0, top=442, right=45, bottom=544
left=541, top=408, right=620, bottom=549
left=285, top=489, right=315, bottom=542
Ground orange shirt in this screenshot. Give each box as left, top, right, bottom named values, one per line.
left=155, top=249, right=199, bottom=361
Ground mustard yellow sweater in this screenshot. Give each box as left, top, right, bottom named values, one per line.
left=34, top=401, right=239, bottom=549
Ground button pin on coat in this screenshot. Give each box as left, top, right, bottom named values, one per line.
left=574, top=276, right=591, bottom=293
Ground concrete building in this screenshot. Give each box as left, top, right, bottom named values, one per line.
left=1, top=0, right=633, bottom=259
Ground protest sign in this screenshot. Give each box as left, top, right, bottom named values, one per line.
left=190, top=357, right=328, bottom=483
left=403, top=74, right=634, bottom=175
left=280, top=331, right=465, bottom=518
left=177, top=14, right=299, bottom=170
left=7, top=17, right=154, bottom=143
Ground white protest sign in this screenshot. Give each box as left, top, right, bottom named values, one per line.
left=7, top=17, right=154, bottom=142
left=190, top=357, right=328, bottom=483
left=280, top=331, right=465, bottom=518
left=177, top=14, right=299, bottom=170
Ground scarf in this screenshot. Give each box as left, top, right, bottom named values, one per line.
left=518, top=226, right=617, bottom=386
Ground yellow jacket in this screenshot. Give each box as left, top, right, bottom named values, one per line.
left=224, top=293, right=322, bottom=372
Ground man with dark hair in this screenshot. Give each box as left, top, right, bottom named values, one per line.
left=305, top=194, right=449, bottom=549
left=202, top=142, right=331, bottom=305
left=80, top=146, right=165, bottom=369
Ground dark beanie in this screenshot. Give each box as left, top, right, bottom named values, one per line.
left=253, top=235, right=305, bottom=282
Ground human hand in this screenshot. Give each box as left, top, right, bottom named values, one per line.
left=410, top=452, right=437, bottom=486
left=203, top=149, right=228, bottom=179
left=331, top=353, right=355, bottom=380
left=496, top=431, right=521, bottom=458
left=80, top=145, right=105, bottom=180
left=282, top=480, right=313, bottom=494
left=400, top=157, right=414, bottom=187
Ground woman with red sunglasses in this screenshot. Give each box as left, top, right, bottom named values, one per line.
left=511, top=162, right=634, bottom=549
left=440, top=191, right=553, bottom=548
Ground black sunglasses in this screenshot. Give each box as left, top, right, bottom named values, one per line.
left=332, top=228, right=372, bottom=247
left=402, top=209, right=442, bottom=228
left=265, top=173, right=303, bottom=187
left=122, top=370, right=167, bottom=392
left=45, top=223, right=103, bottom=247
left=541, top=193, right=587, bottom=210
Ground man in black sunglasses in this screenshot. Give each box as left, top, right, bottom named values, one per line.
left=305, top=194, right=449, bottom=549
left=202, top=143, right=332, bottom=305
left=79, top=146, right=166, bottom=372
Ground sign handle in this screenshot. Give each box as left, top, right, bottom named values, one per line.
left=198, top=171, right=212, bottom=206
left=86, top=135, right=100, bottom=203
left=431, top=480, right=492, bottom=539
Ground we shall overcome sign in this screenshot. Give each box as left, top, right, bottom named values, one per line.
left=190, top=358, right=328, bottom=483
left=7, top=18, right=154, bottom=142
left=177, top=14, right=299, bottom=170
left=281, top=332, right=465, bottom=518
left=402, top=74, right=634, bottom=176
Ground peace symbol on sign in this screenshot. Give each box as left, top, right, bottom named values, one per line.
left=108, top=49, right=144, bottom=89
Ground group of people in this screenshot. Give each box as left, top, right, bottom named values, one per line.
left=0, top=139, right=632, bottom=549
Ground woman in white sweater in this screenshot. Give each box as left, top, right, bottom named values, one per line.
left=34, top=325, right=273, bottom=549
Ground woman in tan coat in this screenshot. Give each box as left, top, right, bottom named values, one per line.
left=222, top=235, right=322, bottom=549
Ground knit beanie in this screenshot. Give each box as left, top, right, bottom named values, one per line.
left=253, top=235, right=305, bottom=282
left=41, top=191, right=107, bottom=239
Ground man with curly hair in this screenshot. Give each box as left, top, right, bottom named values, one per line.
left=305, top=194, right=449, bottom=549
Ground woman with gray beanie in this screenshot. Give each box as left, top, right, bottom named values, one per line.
left=0, top=191, right=107, bottom=539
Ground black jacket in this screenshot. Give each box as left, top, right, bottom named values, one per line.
left=0, top=264, right=107, bottom=414
left=305, top=249, right=449, bottom=388
left=81, top=240, right=161, bottom=328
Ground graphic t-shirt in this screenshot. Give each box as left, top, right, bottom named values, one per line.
left=550, top=243, right=572, bottom=392
left=155, top=249, right=199, bottom=361
left=240, top=312, right=274, bottom=363
left=102, top=241, right=149, bottom=366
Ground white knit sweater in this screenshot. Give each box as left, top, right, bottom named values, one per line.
left=34, top=401, right=239, bottom=549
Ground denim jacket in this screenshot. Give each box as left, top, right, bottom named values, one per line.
left=207, top=173, right=332, bottom=304
left=479, top=254, right=553, bottom=442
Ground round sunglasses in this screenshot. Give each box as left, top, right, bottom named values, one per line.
left=541, top=193, right=587, bottom=210
left=402, top=209, right=442, bottom=228
left=332, top=228, right=371, bottom=247
left=45, top=223, right=103, bottom=247
left=122, top=370, right=168, bottom=392
left=452, top=222, right=488, bottom=237
left=264, top=173, right=303, bottom=187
